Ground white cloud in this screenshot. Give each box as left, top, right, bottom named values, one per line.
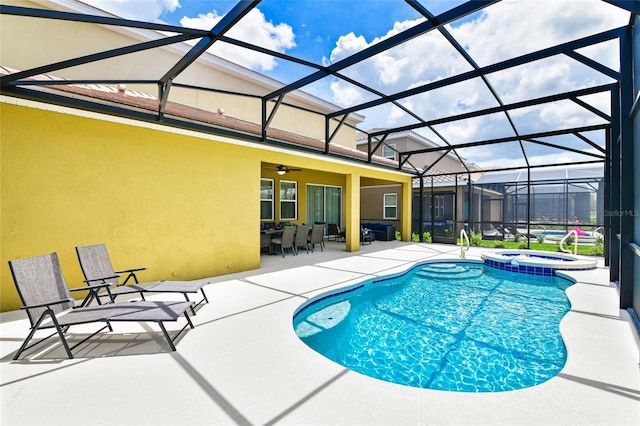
left=453, top=0, right=626, bottom=67
left=84, top=1, right=295, bottom=72
left=324, top=0, right=627, bottom=165
left=329, top=32, right=370, bottom=63
left=180, top=9, right=295, bottom=71
left=329, top=80, right=363, bottom=106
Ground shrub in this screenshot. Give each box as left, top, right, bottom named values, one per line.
left=410, top=232, right=432, bottom=242
left=537, top=235, right=545, bottom=244
left=493, top=240, right=504, bottom=248
left=513, top=233, right=521, bottom=242
left=594, top=242, right=604, bottom=256
left=470, top=231, right=482, bottom=246
left=518, top=242, right=527, bottom=249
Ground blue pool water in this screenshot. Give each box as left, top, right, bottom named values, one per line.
left=293, top=262, right=574, bottom=392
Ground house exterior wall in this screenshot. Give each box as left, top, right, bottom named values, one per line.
left=261, top=168, right=346, bottom=225
left=358, top=134, right=469, bottom=173
left=360, top=185, right=402, bottom=231
left=1, top=0, right=360, bottom=149
left=0, top=101, right=260, bottom=311
left=0, top=100, right=411, bottom=312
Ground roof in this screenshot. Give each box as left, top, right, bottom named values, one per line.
left=474, top=164, right=604, bottom=185
left=357, top=129, right=439, bottom=147
left=0, top=66, right=397, bottom=168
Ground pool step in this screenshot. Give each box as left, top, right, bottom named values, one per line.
left=415, top=263, right=483, bottom=280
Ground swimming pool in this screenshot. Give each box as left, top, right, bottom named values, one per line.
left=293, top=261, right=574, bottom=392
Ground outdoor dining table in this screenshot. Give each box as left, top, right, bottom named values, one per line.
left=261, top=229, right=283, bottom=255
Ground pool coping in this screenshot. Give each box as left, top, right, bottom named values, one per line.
left=1, top=242, right=638, bottom=425
left=481, top=249, right=599, bottom=273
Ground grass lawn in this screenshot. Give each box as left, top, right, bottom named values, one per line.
left=407, top=232, right=604, bottom=256
left=470, top=239, right=604, bottom=256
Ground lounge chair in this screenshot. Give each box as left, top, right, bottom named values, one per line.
left=8, top=253, right=194, bottom=359
left=482, top=225, right=503, bottom=241
left=504, top=226, right=535, bottom=241
left=308, top=223, right=325, bottom=252
left=293, top=225, right=311, bottom=254
left=270, top=226, right=296, bottom=257
left=75, top=243, right=209, bottom=313
left=516, top=228, right=537, bottom=240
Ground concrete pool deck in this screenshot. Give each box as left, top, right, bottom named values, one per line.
left=1, top=242, right=639, bottom=425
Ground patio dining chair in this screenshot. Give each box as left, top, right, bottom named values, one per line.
left=8, top=252, right=194, bottom=359
left=308, top=223, right=325, bottom=252
left=75, top=243, right=209, bottom=313
left=270, top=226, right=296, bottom=257
left=327, top=223, right=345, bottom=241
left=293, top=225, right=312, bottom=254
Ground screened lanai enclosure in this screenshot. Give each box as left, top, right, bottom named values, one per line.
left=472, top=166, right=605, bottom=240
left=411, top=166, right=604, bottom=245
left=1, top=2, right=638, bottom=321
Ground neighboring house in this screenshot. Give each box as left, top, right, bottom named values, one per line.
left=0, top=0, right=414, bottom=312
left=1, top=0, right=361, bottom=149
left=357, top=129, right=483, bottom=242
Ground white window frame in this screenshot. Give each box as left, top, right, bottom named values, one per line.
left=260, top=178, right=274, bottom=221
left=280, top=180, right=298, bottom=221
left=382, top=143, right=396, bottom=160
left=383, top=193, right=398, bottom=219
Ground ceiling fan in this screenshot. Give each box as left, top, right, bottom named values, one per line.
left=271, top=164, right=302, bottom=175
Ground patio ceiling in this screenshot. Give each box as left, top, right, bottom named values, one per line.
left=1, top=0, right=637, bottom=177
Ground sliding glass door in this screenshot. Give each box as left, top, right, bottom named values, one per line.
left=307, top=184, right=342, bottom=228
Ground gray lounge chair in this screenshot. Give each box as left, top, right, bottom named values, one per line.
left=308, top=223, right=325, bottom=252
left=8, top=253, right=194, bottom=359
left=75, top=244, right=209, bottom=313
left=294, top=225, right=311, bottom=254
left=270, top=226, right=296, bottom=257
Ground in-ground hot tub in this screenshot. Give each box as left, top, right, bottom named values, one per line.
left=481, top=250, right=598, bottom=275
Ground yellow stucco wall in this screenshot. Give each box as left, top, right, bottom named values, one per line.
left=1, top=102, right=263, bottom=311
left=1, top=100, right=412, bottom=312
left=261, top=167, right=346, bottom=225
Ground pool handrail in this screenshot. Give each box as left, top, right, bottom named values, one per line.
left=593, top=226, right=604, bottom=239
left=459, top=229, right=470, bottom=258
left=560, top=230, right=578, bottom=255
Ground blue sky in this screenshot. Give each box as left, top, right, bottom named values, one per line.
left=82, top=0, right=630, bottom=167
left=162, top=1, right=433, bottom=61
